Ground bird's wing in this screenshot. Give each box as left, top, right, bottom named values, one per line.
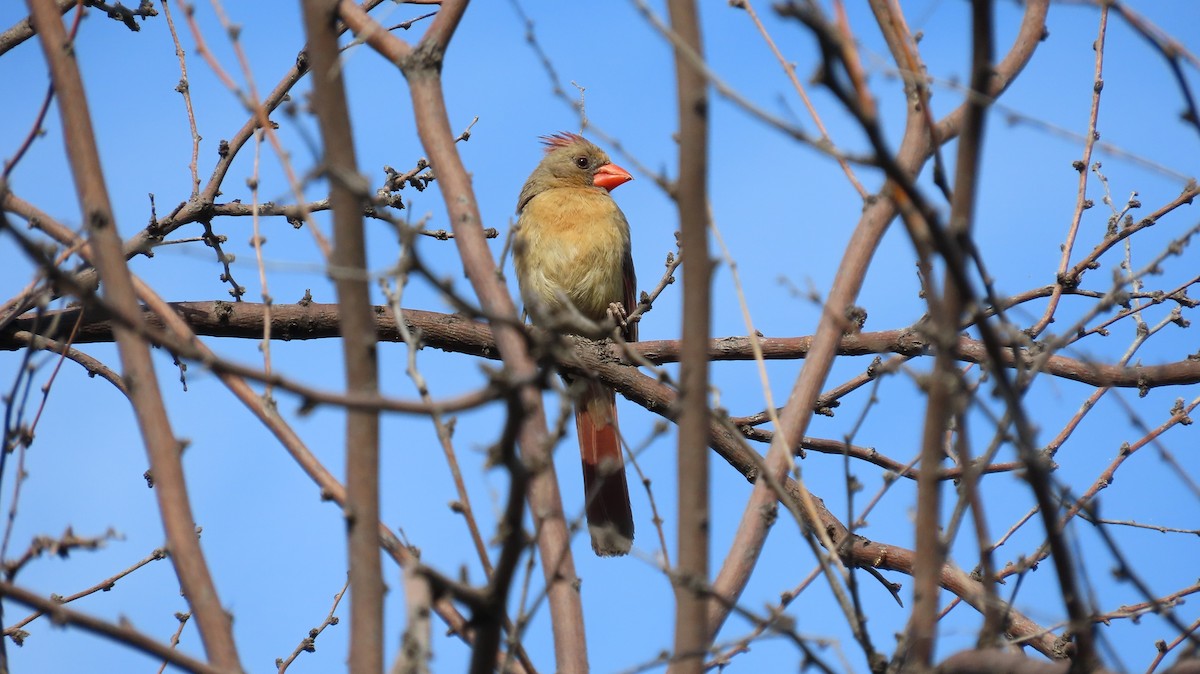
left=623, top=248, right=637, bottom=342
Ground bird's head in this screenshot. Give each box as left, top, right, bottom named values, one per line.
left=536, top=132, right=633, bottom=192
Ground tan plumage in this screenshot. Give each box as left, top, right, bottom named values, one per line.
left=513, top=132, right=636, bottom=556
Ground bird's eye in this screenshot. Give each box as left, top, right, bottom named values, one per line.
left=575, top=156, right=591, bottom=170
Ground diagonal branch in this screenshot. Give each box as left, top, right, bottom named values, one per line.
left=0, top=581, right=224, bottom=674
left=23, top=1, right=241, bottom=668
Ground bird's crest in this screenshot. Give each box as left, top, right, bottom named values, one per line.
left=541, top=132, right=587, bottom=153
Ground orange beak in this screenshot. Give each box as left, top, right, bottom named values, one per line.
left=593, top=163, right=633, bottom=192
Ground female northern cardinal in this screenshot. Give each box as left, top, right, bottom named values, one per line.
left=513, top=132, right=636, bottom=556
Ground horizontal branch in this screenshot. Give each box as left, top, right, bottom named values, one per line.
left=4, top=301, right=1197, bottom=390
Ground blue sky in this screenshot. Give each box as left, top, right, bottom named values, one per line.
left=1, top=1, right=1198, bottom=671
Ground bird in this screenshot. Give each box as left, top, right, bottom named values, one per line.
left=513, top=132, right=637, bottom=556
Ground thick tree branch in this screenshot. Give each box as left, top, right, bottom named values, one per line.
left=7, top=303, right=1198, bottom=391
left=666, top=0, right=712, bottom=671
left=300, top=2, right=384, bottom=673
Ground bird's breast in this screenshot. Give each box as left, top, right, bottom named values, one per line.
left=515, top=187, right=631, bottom=323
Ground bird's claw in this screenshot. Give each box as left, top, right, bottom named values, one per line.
left=607, top=302, right=630, bottom=333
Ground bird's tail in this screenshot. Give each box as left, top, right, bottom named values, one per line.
left=575, top=380, right=634, bottom=556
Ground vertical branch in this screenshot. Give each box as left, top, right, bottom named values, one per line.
left=158, top=0, right=202, bottom=198
left=468, top=394, right=528, bottom=674
left=953, top=415, right=1003, bottom=649
left=903, top=0, right=992, bottom=666
left=335, top=2, right=589, bottom=670
left=666, top=0, right=710, bottom=671
left=23, top=0, right=241, bottom=669
left=398, top=563, right=432, bottom=674
left=300, top=2, right=382, bottom=673
left=1028, top=5, right=1108, bottom=338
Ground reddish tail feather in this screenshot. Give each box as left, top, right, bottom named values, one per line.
left=575, top=380, right=634, bottom=556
